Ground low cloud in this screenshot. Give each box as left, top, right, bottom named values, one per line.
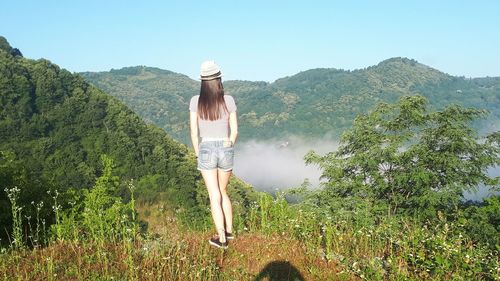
left=232, top=136, right=498, bottom=201
left=233, top=136, right=338, bottom=192
left=463, top=166, right=500, bottom=201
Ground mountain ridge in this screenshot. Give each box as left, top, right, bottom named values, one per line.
left=81, top=57, right=500, bottom=143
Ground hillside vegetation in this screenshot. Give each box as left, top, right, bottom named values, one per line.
left=0, top=36, right=256, bottom=244
left=82, top=58, right=500, bottom=143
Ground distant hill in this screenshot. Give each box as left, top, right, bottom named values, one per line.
left=0, top=36, right=256, bottom=238
left=81, top=58, right=500, bottom=143
left=81, top=66, right=199, bottom=143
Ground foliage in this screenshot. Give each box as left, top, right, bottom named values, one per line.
left=0, top=150, right=53, bottom=246
left=1, top=187, right=499, bottom=280
left=79, top=155, right=135, bottom=241
left=243, top=191, right=500, bottom=280
left=461, top=195, right=500, bottom=248
left=82, top=58, right=500, bottom=143
left=305, top=95, right=499, bottom=219
left=81, top=66, right=200, bottom=144
left=0, top=38, right=257, bottom=244
left=0, top=36, right=12, bottom=53
left=3, top=186, right=22, bottom=249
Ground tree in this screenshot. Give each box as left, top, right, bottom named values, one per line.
left=0, top=36, right=12, bottom=53
left=305, top=95, right=499, bottom=218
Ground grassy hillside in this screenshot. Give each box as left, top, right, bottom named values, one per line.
left=0, top=36, right=256, bottom=242
left=2, top=193, right=498, bottom=280
left=82, top=58, right=500, bottom=143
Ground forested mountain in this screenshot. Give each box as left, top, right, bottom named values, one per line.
left=82, top=58, right=500, bottom=144
left=82, top=66, right=199, bottom=143
left=0, top=37, right=256, bottom=240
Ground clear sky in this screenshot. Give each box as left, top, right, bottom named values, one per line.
left=1, top=0, right=499, bottom=82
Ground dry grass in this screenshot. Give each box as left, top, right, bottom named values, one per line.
left=4, top=200, right=494, bottom=280
left=0, top=203, right=348, bottom=281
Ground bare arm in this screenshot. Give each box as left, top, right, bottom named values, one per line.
left=190, top=111, right=199, bottom=156
left=229, top=111, right=238, bottom=146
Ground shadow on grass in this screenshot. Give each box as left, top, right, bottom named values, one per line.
left=253, top=260, right=305, bottom=281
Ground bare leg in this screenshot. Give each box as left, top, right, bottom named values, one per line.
left=218, top=169, right=233, bottom=233
left=200, top=169, right=226, bottom=242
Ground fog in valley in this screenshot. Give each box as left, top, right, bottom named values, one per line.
left=463, top=166, right=500, bottom=201
left=233, top=136, right=339, bottom=192
left=232, top=136, right=499, bottom=201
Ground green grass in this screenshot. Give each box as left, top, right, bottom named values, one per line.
left=1, top=160, right=498, bottom=280
left=1, top=191, right=498, bottom=280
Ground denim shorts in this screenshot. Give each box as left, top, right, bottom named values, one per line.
left=197, top=140, right=234, bottom=171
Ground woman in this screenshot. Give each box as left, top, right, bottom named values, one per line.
left=189, top=60, right=238, bottom=249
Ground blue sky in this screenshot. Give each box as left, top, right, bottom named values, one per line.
left=1, top=0, right=499, bottom=82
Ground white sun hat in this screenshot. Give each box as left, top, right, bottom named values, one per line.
left=200, top=60, right=223, bottom=80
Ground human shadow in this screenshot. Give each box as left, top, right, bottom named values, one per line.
left=253, top=260, right=305, bottom=281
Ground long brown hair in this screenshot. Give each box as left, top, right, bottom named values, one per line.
left=198, top=78, right=228, bottom=120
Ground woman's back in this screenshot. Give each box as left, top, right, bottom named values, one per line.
left=189, top=94, right=236, bottom=138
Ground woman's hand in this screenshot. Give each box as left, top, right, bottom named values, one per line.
left=229, top=112, right=238, bottom=146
